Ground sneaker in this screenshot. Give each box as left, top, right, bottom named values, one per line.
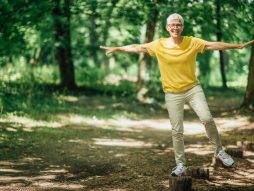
left=216, top=150, right=234, bottom=167
left=171, top=162, right=187, bottom=176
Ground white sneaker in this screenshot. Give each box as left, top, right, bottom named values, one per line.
left=171, top=162, right=187, bottom=176
left=216, top=150, right=234, bottom=167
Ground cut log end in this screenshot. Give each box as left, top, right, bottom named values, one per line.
left=236, top=141, right=253, bottom=151
left=243, top=141, right=253, bottom=151
left=169, top=176, right=192, bottom=191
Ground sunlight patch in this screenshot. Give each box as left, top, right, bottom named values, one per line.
left=40, top=169, right=68, bottom=173
left=93, top=138, right=153, bottom=148
left=0, top=161, right=16, bottom=166
left=0, top=116, right=62, bottom=128
left=0, top=168, right=23, bottom=173
left=114, top=154, right=127, bottom=157
left=20, top=157, right=42, bottom=162
left=211, top=168, right=254, bottom=186
left=185, top=144, right=214, bottom=155
left=215, top=117, right=250, bottom=130
left=31, top=182, right=84, bottom=189
left=183, top=122, right=204, bottom=134
left=58, top=115, right=210, bottom=134
left=68, top=139, right=87, bottom=144
left=57, top=95, right=79, bottom=102
left=6, top=127, right=17, bottom=132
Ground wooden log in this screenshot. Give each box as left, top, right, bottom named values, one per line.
left=199, top=168, right=209, bottom=179
left=236, top=141, right=253, bottom=151
left=242, top=141, right=253, bottom=151
left=225, top=148, right=243, bottom=158
left=169, top=176, right=192, bottom=191
left=186, top=167, right=209, bottom=179
left=236, top=141, right=243, bottom=147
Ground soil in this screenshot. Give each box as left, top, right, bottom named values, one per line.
left=0, top=94, right=253, bottom=191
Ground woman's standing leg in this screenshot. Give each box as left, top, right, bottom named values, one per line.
left=165, top=93, right=186, bottom=164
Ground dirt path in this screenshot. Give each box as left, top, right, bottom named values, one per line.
left=0, top=95, right=254, bottom=191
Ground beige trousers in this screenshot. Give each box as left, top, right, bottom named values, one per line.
left=165, top=84, right=222, bottom=165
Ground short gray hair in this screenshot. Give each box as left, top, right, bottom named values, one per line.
left=166, top=13, right=184, bottom=25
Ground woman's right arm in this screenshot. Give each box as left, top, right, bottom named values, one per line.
left=100, top=44, right=147, bottom=55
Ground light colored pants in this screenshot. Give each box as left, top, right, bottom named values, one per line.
left=165, top=84, right=222, bottom=165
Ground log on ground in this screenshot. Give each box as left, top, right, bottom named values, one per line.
left=169, top=176, right=192, bottom=191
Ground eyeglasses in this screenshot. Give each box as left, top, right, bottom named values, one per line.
left=168, top=24, right=183, bottom=29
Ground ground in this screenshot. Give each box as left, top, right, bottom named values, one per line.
left=0, top=89, right=253, bottom=191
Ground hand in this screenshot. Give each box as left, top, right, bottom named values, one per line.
left=239, top=39, right=254, bottom=49
left=100, top=46, right=118, bottom=55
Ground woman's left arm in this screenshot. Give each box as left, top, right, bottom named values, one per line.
left=205, top=39, right=254, bottom=50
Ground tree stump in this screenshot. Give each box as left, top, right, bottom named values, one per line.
left=236, top=141, right=243, bottom=147
left=186, top=167, right=209, bottom=179
left=169, top=176, right=192, bottom=191
left=243, top=141, right=253, bottom=151
left=237, top=141, right=253, bottom=151
left=199, top=168, right=209, bottom=179
left=225, top=148, right=243, bottom=158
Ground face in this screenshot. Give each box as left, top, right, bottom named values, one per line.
left=166, top=19, right=184, bottom=38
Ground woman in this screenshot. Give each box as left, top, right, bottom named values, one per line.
left=100, top=13, right=254, bottom=176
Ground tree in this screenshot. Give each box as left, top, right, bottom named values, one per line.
left=137, top=0, right=160, bottom=90
left=216, top=0, right=228, bottom=89
left=100, top=0, right=119, bottom=69
left=87, top=1, right=99, bottom=66
left=241, top=37, right=254, bottom=109
left=53, top=0, right=76, bottom=89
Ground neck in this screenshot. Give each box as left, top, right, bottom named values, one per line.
left=170, top=36, right=183, bottom=45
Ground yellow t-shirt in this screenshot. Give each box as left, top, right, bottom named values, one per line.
left=144, top=36, right=206, bottom=93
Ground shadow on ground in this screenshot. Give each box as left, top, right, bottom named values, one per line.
left=0, top=90, right=254, bottom=191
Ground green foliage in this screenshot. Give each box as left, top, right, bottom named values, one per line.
left=0, top=0, right=253, bottom=93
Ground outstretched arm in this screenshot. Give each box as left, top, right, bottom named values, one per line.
left=205, top=39, right=254, bottom=50
left=100, top=44, right=147, bottom=55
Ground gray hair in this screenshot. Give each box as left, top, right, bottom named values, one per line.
left=166, top=13, right=184, bottom=25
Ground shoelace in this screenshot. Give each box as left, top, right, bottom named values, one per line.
left=172, top=164, right=184, bottom=171
left=219, top=151, right=230, bottom=159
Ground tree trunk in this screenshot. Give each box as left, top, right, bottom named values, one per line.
left=89, top=15, right=98, bottom=66
left=198, top=47, right=212, bottom=85
left=53, top=0, right=76, bottom=89
left=137, top=1, right=159, bottom=90
left=241, top=40, right=254, bottom=109
left=216, top=0, right=228, bottom=89
left=88, top=1, right=99, bottom=66
left=101, top=0, right=119, bottom=70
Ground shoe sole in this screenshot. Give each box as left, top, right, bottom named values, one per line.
left=171, top=172, right=187, bottom=177
left=215, top=157, right=235, bottom=167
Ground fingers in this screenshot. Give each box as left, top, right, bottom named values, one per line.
left=100, top=46, right=115, bottom=56
left=244, top=39, right=254, bottom=47
left=100, top=46, right=110, bottom=55
left=248, top=39, right=254, bottom=46
left=100, top=46, right=107, bottom=49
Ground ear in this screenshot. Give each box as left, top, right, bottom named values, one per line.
left=165, top=24, right=170, bottom=32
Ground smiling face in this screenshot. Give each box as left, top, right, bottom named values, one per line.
left=166, top=19, right=184, bottom=38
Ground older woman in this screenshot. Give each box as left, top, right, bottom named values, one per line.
left=100, top=13, right=254, bottom=176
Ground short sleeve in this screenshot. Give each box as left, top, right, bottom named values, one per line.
left=143, top=39, right=159, bottom=57
left=192, top=37, right=207, bottom=53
